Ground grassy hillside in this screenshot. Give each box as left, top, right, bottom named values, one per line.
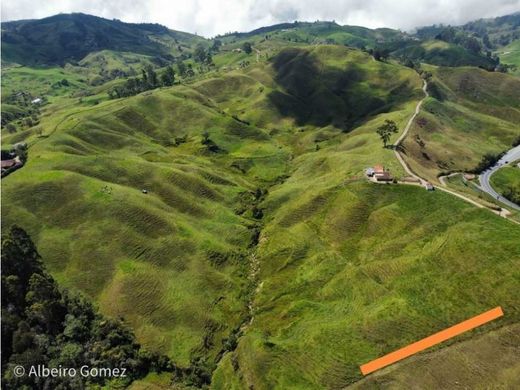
left=497, top=39, right=520, bottom=76
left=392, top=39, right=497, bottom=69
left=2, top=36, right=520, bottom=389
left=490, top=165, right=520, bottom=204
left=212, top=182, right=520, bottom=388
left=349, top=323, right=520, bottom=389
left=1, top=13, right=204, bottom=66
left=402, top=66, right=520, bottom=182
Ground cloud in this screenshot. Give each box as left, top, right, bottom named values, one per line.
left=1, top=0, right=519, bottom=37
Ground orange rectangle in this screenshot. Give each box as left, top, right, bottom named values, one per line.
left=360, top=306, right=504, bottom=375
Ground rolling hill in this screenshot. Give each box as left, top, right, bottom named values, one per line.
left=2, top=11, right=520, bottom=390
left=1, top=13, right=205, bottom=66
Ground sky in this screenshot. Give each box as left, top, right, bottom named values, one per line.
left=2, top=0, right=520, bottom=37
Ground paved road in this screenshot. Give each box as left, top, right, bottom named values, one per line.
left=478, top=145, right=520, bottom=211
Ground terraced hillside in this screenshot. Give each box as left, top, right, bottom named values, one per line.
left=402, top=66, right=520, bottom=182
left=2, top=22, right=520, bottom=390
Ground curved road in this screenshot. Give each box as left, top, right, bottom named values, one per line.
left=478, top=145, right=520, bottom=211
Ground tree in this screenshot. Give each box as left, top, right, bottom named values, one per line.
left=177, top=61, right=187, bottom=77
left=160, top=66, right=175, bottom=86
left=242, top=42, right=253, bottom=54
left=145, top=65, right=159, bottom=88
left=376, top=120, right=399, bottom=147
left=373, top=47, right=390, bottom=62
left=211, top=39, right=222, bottom=52
left=6, top=123, right=16, bottom=133
left=194, top=44, right=207, bottom=63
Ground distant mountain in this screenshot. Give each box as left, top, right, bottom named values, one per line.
left=1, top=13, right=205, bottom=65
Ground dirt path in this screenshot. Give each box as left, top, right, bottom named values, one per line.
left=392, top=78, right=519, bottom=224
left=393, top=79, right=428, bottom=185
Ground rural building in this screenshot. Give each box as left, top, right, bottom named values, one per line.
left=374, top=171, right=393, bottom=182
left=366, top=164, right=393, bottom=182
left=424, top=182, right=434, bottom=191
left=373, top=164, right=384, bottom=174
left=31, top=97, right=42, bottom=104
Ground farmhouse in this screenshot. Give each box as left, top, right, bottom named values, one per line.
left=366, top=164, right=393, bottom=182
left=31, top=97, right=43, bottom=104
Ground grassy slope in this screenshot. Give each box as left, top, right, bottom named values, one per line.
left=490, top=165, right=520, bottom=201
left=1, top=84, right=289, bottom=365
left=212, top=175, right=520, bottom=388
left=1, top=45, right=421, bottom=370
left=3, top=43, right=520, bottom=389
left=498, top=39, right=520, bottom=76
left=403, top=65, right=520, bottom=183
left=348, top=323, right=520, bottom=389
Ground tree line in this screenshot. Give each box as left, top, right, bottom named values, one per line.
left=108, top=65, right=176, bottom=99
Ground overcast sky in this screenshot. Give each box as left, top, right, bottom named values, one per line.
left=2, top=0, right=519, bottom=37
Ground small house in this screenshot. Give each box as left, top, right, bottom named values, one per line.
left=373, top=164, right=384, bottom=174
left=424, top=182, right=434, bottom=191
left=31, top=98, right=42, bottom=104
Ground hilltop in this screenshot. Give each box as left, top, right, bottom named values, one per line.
left=1, top=13, right=205, bottom=66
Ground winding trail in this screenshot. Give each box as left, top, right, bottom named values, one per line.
left=392, top=78, right=518, bottom=222
left=393, top=79, right=429, bottom=185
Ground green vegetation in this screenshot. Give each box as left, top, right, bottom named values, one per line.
left=212, top=182, right=519, bottom=388
left=2, top=11, right=520, bottom=389
left=1, top=13, right=204, bottom=66
left=403, top=65, right=520, bottom=182
left=497, top=39, right=520, bottom=76
left=376, top=119, right=398, bottom=147
left=491, top=165, right=520, bottom=204
left=1, top=226, right=171, bottom=388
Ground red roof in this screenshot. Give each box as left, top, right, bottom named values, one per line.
left=374, top=164, right=384, bottom=173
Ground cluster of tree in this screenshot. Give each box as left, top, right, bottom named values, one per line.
left=1, top=92, right=44, bottom=134
left=201, top=131, right=221, bottom=153
left=194, top=44, right=214, bottom=66
left=469, top=152, right=505, bottom=174
left=1, top=226, right=173, bottom=389
left=502, top=185, right=520, bottom=205
left=434, top=27, right=484, bottom=54
left=376, top=120, right=399, bottom=147
left=242, top=42, right=253, bottom=54
left=108, top=65, right=175, bottom=99
left=367, top=47, right=390, bottom=62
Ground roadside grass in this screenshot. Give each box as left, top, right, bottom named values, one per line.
left=490, top=165, right=520, bottom=204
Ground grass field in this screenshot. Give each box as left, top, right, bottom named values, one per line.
left=498, top=39, right=520, bottom=76
left=2, top=42, right=520, bottom=389
left=490, top=165, right=520, bottom=205
left=349, top=323, right=520, bottom=389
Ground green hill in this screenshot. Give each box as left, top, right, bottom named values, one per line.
left=402, top=66, right=520, bottom=182
left=2, top=13, right=520, bottom=390
left=1, top=13, right=205, bottom=66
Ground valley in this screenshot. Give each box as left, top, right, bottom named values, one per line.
left=1, top=11, right=520, bottom=389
